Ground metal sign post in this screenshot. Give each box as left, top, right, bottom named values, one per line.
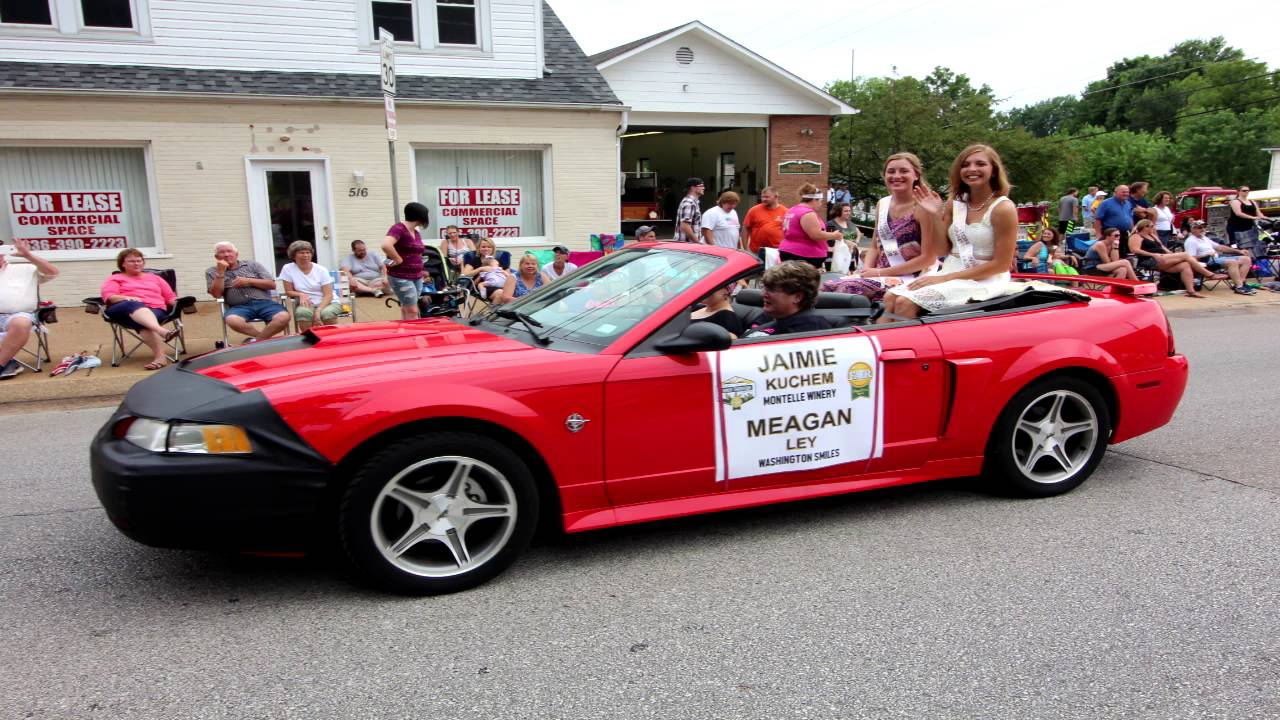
left=379, top=28, right=400, bottom=221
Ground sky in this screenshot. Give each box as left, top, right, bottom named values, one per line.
left=552, top=0, right=1280, bottom=110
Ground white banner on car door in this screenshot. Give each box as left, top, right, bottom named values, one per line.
left=712, top=336, right=883, bottom=482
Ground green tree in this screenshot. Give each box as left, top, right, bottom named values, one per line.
left=1005, top=95, right=1083, bottom=138
left=1051, top=128, right=1180, bottom=196
left=1170, top=107, right=1280, bottom=188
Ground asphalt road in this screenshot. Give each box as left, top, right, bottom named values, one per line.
left=3, top=306, right=1278, bottom=719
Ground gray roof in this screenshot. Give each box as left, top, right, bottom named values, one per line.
left=587, top=23, right=687, bottom=66
left=0, top=2, right=620, bottom=107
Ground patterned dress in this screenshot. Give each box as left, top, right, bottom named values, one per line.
left=821, top=209, right=925, bottom=301
left=886, top=197, right=1012, bottom=312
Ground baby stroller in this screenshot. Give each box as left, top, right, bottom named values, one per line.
left=382, top=246, right=466, bottom=317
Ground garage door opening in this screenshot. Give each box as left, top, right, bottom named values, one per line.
left=619, top=126, right=766, bottom=239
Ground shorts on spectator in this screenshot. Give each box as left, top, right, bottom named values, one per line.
left=104, top=300, right=167, bottom=329
left=293, top=302, right=343, bottom=324
left=1082, top=266, right=1109, bottom=276
left=224, top=298, right=288, bottom=323
left=389, top=276, right=423, bottom=307
left=0, top=311, right=35, bottom=342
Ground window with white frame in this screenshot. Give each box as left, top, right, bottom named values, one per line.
left=435, top=0, right=476, bottom=46
left=0, top=0, right=54, bottom=25
left=0, top=146, right=159, bottom=254
left=80, top=0, right=133, bottom=28
left=362, top=0, right=483, bottom=50
left=371, top=0, right=415, bottom=43
left=415, top=147, right=547, bottom=241
left=1, top=0, right=151, bottom=36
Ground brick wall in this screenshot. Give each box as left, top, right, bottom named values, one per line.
left=0, top=96, right=620, bottom=307
left=767, top=115, right=830, bottom=208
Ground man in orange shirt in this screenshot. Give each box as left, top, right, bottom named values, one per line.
left=741, top=186, right=788, bottom=253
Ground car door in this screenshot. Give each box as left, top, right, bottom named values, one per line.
left=602, top=351, right=720, bottom=507
left=857, top=323, right=946, bottom=474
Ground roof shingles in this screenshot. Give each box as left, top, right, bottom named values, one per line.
left=0, top=2, right=620, bottom=107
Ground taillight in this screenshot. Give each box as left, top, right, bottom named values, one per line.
left=1162, top=308, right=1176, bottom=356
left=110, top=416, right=136, bottom=439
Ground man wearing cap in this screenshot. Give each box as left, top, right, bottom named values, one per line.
left=634, top=225, right=657, bottom=243
left=1183, top=220, right=1254, bottom=294
left=540, top=245, right=578, bottom=283
left=675, top=178, right=705, bottom=243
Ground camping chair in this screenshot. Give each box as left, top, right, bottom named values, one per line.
left=331, top=270, right=358, bottom=324
left=84, top=268, right=196, bottom=367
left=218, top=285, right=288, bottom=347
left=12, top=291, right=55, bottom=373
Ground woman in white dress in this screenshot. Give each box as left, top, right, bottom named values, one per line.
left=880, top=144, right=1017, bottom=321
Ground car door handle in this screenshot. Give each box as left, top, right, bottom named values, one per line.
left=881, top=349, right=917, bottom=361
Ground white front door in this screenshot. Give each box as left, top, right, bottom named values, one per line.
left=245, top=159, right=334, bottom=276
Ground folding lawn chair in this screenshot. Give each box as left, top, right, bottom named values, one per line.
left=84, top=268, right=196, bottom=367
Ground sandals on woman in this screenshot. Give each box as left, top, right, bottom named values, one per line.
left=144, top=360, right=169, bottom=371
left=162, top=328, right=179, bottom=343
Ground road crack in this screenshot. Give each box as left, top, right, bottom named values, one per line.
left=1106, top=448, right=1279, bottom=496
left=1, top=506, right=101, bottom=519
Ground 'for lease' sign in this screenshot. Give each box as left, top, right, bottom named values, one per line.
left=8, top=191, right=130, bottom=251
left=436, top=186, right=522, bottom=239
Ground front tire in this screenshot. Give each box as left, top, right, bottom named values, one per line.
left=984, top=377, right=1110, bottom=497
left=339, top=432, right=539, bottom=594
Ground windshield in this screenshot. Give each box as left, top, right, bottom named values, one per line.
left=493, top=247, right=725, bottom=348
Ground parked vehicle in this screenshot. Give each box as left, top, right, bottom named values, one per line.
left=1247, top=188, right=1280, bottom=218
left=1173, top=187, right=1235, bottom=237
left=91, top=244, right=1188, bottom=594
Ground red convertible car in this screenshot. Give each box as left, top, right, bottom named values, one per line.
left=91, top=244, right=1187, bottom=594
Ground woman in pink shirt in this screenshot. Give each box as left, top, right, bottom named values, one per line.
left=779, top=182, right=843, bottom=268
left=100, top=248, right=178, bottom=369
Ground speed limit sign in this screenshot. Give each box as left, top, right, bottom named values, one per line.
left=379, top=28, right=396, bottom=96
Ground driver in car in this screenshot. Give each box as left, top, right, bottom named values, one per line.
left=744, top=261, right=830, bottom=337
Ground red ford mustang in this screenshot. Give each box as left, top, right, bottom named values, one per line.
left=91, top=244, right=1187, bottom=594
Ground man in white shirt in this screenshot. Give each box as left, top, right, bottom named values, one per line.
left=0, top=239, right=59, bottom=379
left=540, top=246, right=578, bottom=283
left=700, top=191, right=742, bottom=249
left=1183, top=221, right=1254, bottom=295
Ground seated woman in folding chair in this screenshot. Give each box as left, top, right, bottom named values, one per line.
left=278, top=241, right=343, bottom=332
left=459, top=237, right=512, bottom=302
left=1127, top=219, right=1226, bottom=299
left=100, top=249, right=179, bottom=370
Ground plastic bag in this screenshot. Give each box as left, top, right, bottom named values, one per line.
left=830, top=241, right=853, bottom=274
left=763, top=247, right=781, bottom=270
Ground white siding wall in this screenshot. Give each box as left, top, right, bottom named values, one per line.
left=0, top=0, right=540, bottom=79
left=600, top=34, right=832, bottom=116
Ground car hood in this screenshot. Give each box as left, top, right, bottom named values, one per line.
left=188, top=319, right=544, bottom=392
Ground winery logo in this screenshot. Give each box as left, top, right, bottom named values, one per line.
left=721, top=376, right=756, bottom=410
left=847, top=362, right=873, bottom=400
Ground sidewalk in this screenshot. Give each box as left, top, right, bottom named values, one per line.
left=2, top=286, right=1277, bottom=409
left=0, top=296, right=403, bottom=407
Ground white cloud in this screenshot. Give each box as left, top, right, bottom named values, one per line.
left=555, top=0, right=1280, bottom=109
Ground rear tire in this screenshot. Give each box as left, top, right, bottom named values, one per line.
left=983, top=376, right=1110, bottom=497
left=339, top=432, right=538, bottom=594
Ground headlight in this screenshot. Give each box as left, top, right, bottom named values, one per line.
left=119, top=417, right=253, bottom=455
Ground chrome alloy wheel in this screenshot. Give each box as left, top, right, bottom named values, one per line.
left=1010, top=390, right=1100, bottom=485
left=370, top=456, right=517, bottom=578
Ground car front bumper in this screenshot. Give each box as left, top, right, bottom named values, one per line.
left=90, top=367, right=335, bottom=552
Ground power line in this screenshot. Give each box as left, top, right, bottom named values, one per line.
left=1046, top=93, right=1280, bottom=144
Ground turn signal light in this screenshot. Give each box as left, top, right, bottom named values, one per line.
left=120, top=417, right=253, bottom=455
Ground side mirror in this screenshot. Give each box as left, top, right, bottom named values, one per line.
left=655, top=321, right=732, bottom=354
